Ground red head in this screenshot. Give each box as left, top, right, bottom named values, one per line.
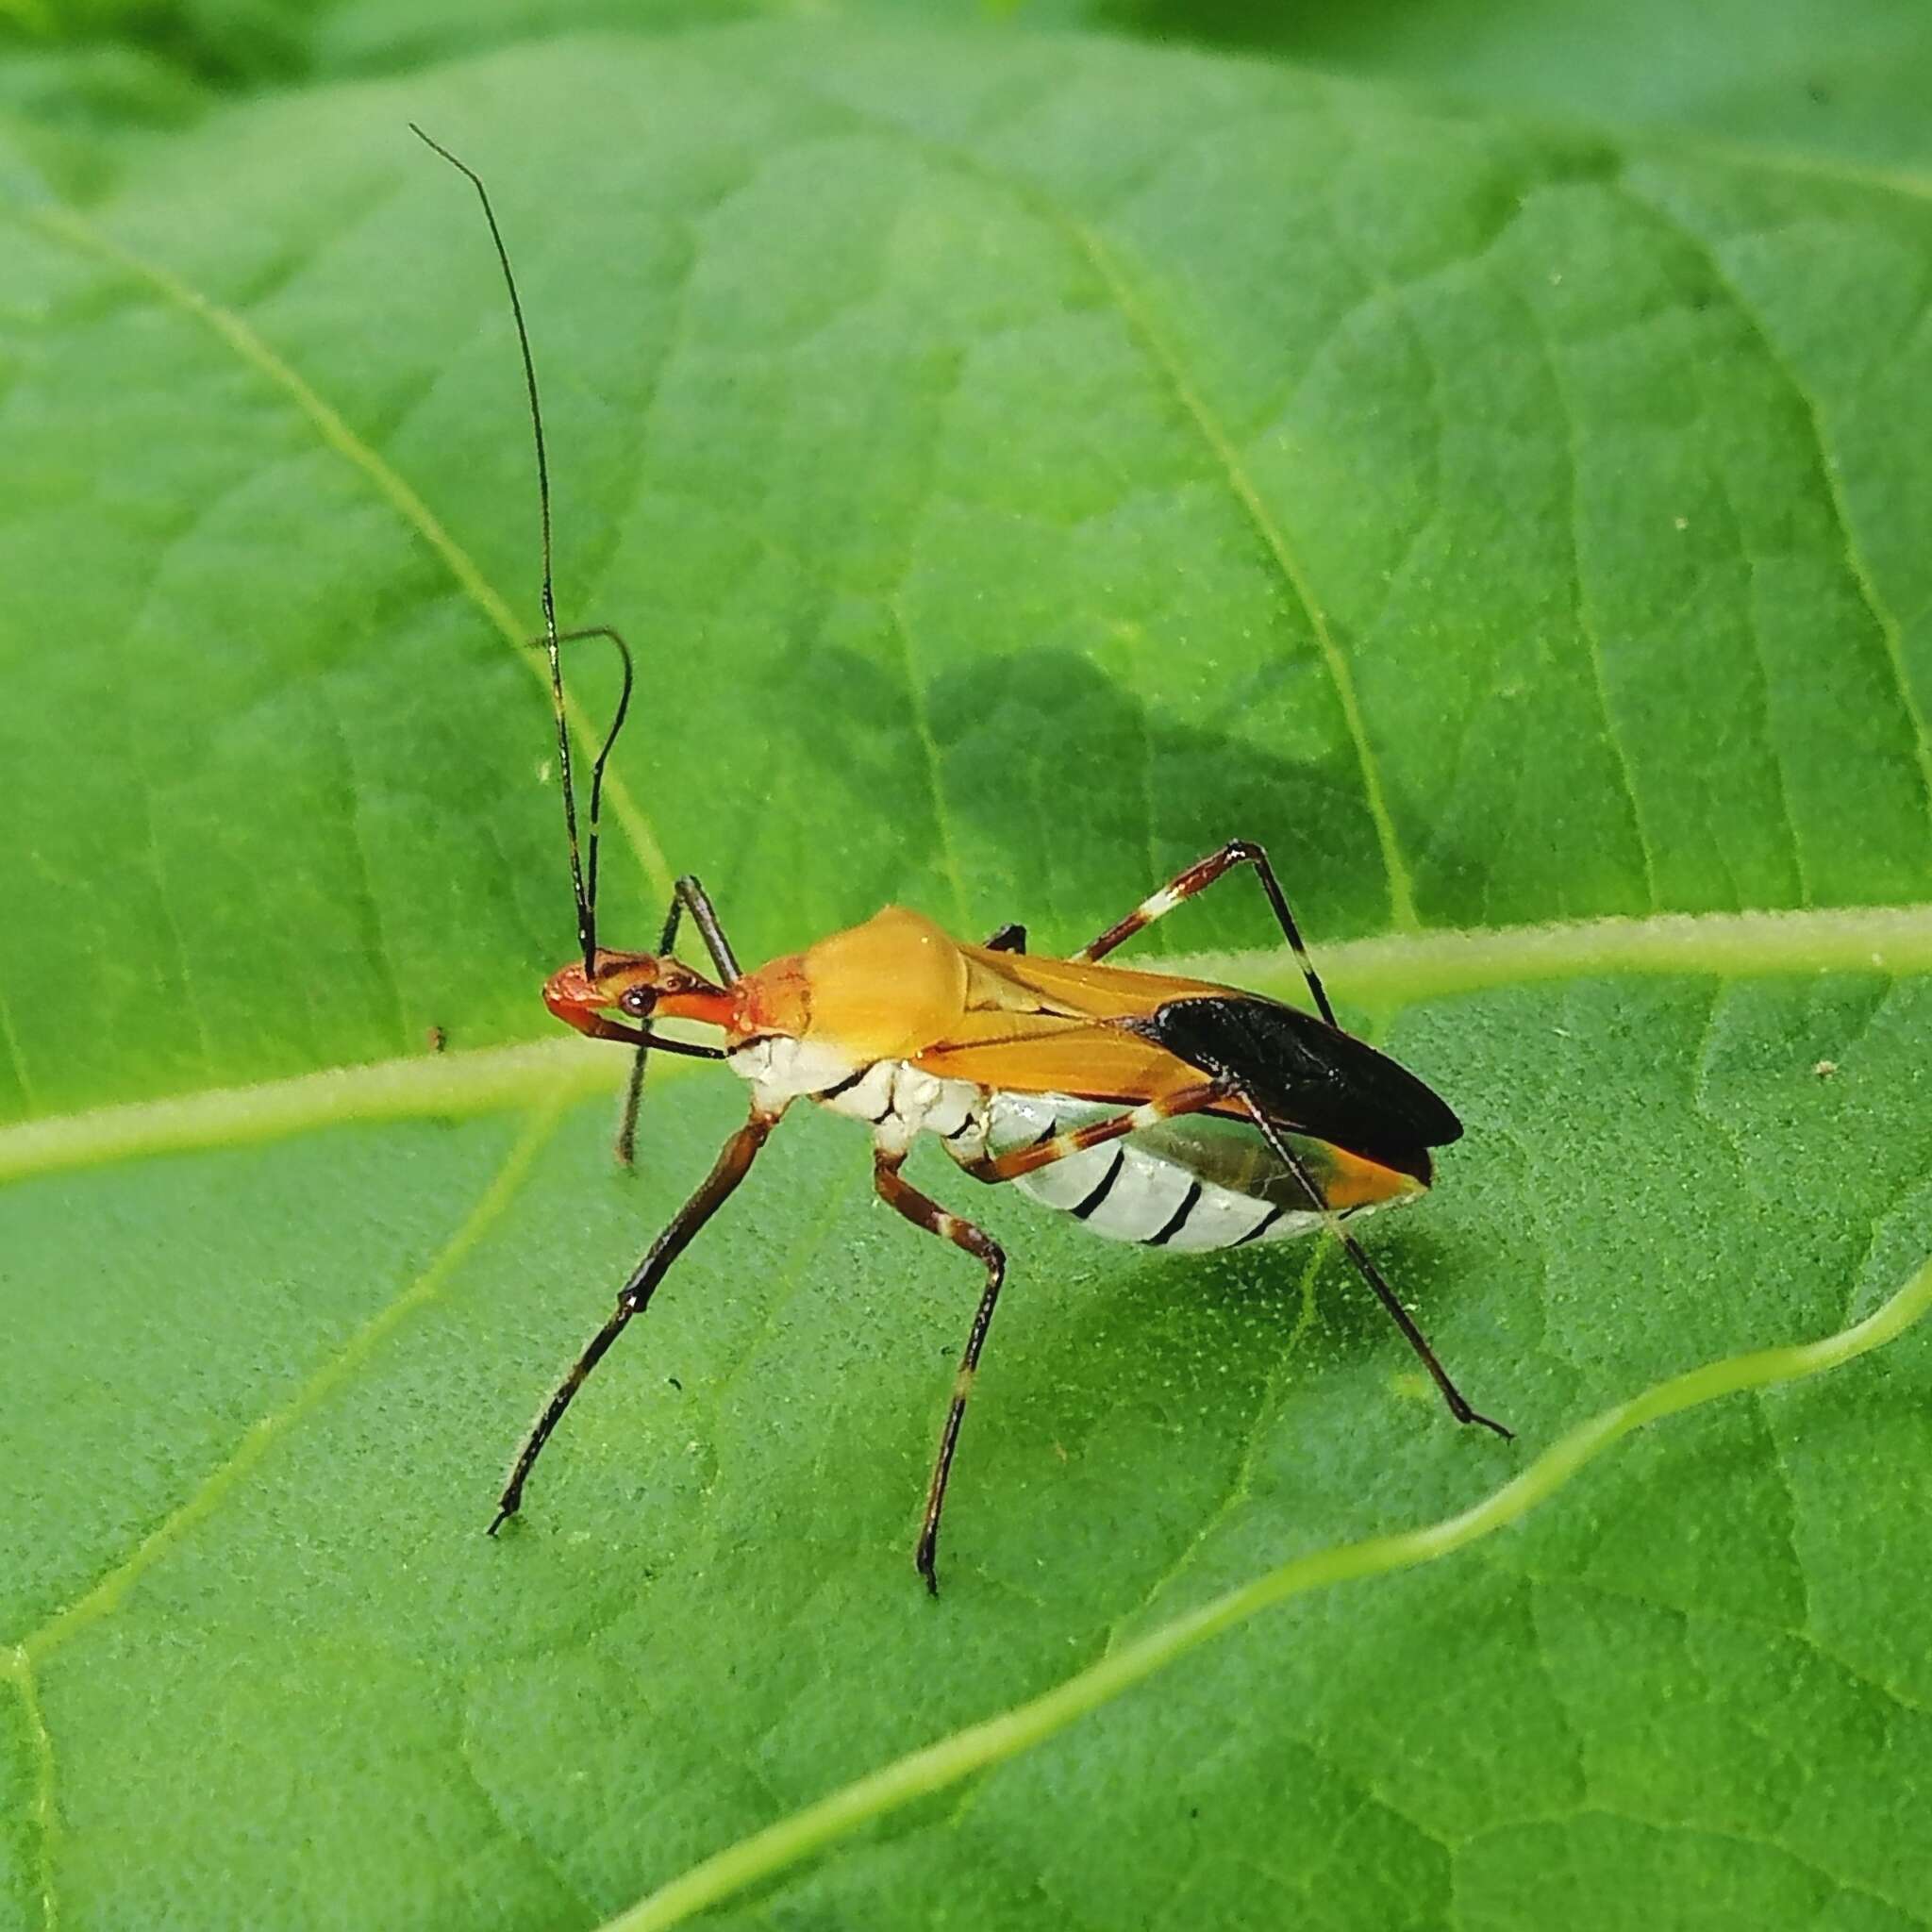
left=542, top=950, right=744, bottom=1052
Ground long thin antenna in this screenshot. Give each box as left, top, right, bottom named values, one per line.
left=552, top=626, right=635, bottom=926
left=411, top=124, right=602, bottom=972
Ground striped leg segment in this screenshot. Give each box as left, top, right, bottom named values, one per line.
left=675, top=872, right=741, bottom=982
left=958, top=1079, right=1233, bottom=1186
left=615, top=872, right=741, bottom=1167
left=874, top=1156, right=1008, bottom=1595
left=491, top=1104, right=781, bottom=1531
left=1231, top=1088, right=1510, bottom=1439
left=1074, top=840, right=1337, bottom=1027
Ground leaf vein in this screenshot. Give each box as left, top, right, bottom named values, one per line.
left=0, top=982, right=38, bottom=1113
left=1101, top=1243, right=1326, bottom=1645
left=322, top=692, right=411, bottom=1057
left=891, top=593, right=971, bottom=931
left=594, top=1247, right=1932, bottom=1931
left=1055, top=215, right=1422, bottom=932
left=12, top=1101, right=567, bottom=1665
left=4, top=190, right=676, bottom=904
left=736, top=69, right=1423, bottom=928
left=4, top=904, right=1931, bottom=1186
left=1618, top=174, right=1932, bottom=838
left=1515, top=285, right=1659, bottom=908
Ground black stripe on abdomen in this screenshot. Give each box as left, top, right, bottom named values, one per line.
left=1071, top=1147, right=1125, bottom=1220
left=1235, top=1203, right=1287, bottom=1246
left=1145, top=1179, right=1204, bottom=1247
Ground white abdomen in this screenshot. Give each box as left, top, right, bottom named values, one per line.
left=947, top=1091, right=1341, bottom=1252
left=728, top=1044, right=1391, bottom=1252
left=730, top=1039, right=979, bottom=1156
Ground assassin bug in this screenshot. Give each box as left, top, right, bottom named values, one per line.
left=419, top=130, right=1509, bottom=1594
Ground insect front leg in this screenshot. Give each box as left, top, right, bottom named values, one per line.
left=873, top=1155, right=1008, bottom=1596
left=491, top=1102, right=783, bottom=1532
left=1074, top=840, right=1336, bottom=1026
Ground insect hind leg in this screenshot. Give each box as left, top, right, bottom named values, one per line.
left=1226, top=1083, right=1510, bottom=1440
left=1074, top=840, right=1336, bottom=1027
left=957, top=1079, right=1231, bottom=1186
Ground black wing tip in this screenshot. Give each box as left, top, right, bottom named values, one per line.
left=1144, top=992, right=1465, bottom=1160
left=1423, top=1091, right=1464, bottom=1148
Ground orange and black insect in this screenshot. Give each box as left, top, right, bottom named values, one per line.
left=421, top=132, right=1509, bottom=1593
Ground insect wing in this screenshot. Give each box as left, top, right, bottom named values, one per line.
left=958, top=943, right=1236, bottom=1020
left=910, top=1008, right=1210, bottom=1105
left=1131, top=1109, right=1427, bottom=1212
left=908, top=945, right=1242, bottom=1102
left=1138, top=994, right=1461, bottom=1174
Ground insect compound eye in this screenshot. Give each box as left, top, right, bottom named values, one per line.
left=619, top=986, right=658, bottom=1019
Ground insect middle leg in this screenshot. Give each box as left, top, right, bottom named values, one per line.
left=1074, top=841, right=1337, bottom=1026
left=492, top=1101, right=781, bottom=1531
left=873, top=1155, right=1008, bottom=1595
left=888, top=1081, right=1233, bottom=1590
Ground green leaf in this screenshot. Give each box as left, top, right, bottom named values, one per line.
left=1039, top=0, right=1932, bottom=175
left=4, top=15, right=1931, bottom=1932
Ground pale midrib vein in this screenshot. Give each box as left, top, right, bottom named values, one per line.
left=1172, top=899, right=1932, bottom=1008
left=601, top=1249, right=1932, bottom=1932
left=0, top=1037, right=623, bottom=1186
left=2, top=902, right=1928, bottom=1188
left=11, top=195, right=675, bottom=906
left=13, top=1101, right=565, bottom=1666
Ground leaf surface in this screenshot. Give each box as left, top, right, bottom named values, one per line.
left=2, top=15, right=1930, bottom=1932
